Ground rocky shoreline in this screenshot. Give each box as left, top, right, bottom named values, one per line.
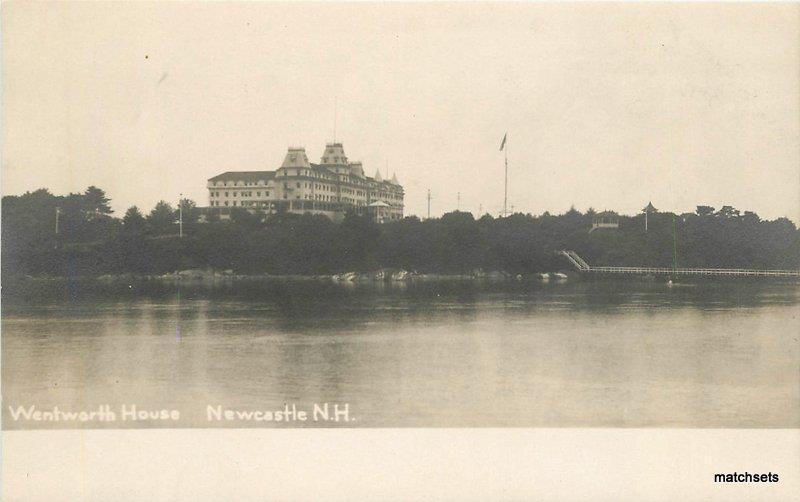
left=7, top=268, right=577, bottom=286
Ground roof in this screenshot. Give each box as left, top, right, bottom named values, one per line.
left=281, top=147, right=311, bottom=168
left=347, top=161, right=364, bottom=177
left=208, top=171, right=276, bottom=182
left=320, top=143, right=348, bottom=166
left=309, top=163, right=335, bottom=175
left=368, top=200, right=391, bottom=207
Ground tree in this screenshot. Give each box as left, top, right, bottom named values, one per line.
left=3, top=185, right=800, bottom=278
left=716, top=206, right=740, bottom=219
left=147, top=201, right=176, bottom=235
left=205, top=209, right=220, bottom=223
left=178, top=198, right=201, bottom=225
left=230, top=208, right=262, bottom=228
left=741, top=211, right=760, bottom=224
left=83, top=186, right=113, bottom=216
left=122, top=206, right=147, bottom=234
left=696, top=205, right=715, bottom=216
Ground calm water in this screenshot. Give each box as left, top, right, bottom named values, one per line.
left=3, top=279, right=799, bottom=428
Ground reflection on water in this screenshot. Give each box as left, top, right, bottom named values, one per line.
left=3, top=280, right=799, bottom=428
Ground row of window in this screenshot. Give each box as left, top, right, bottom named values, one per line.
left=210, top=189, right=398, bottom=204
left=209, top=199, right=403, bottom=211
left=279, top=181, right=395, bottom=197
left=287, top=182, right=334, bottom=191
left=213, top=171, right=401, bottom=190
left=214, top=173, right=402, bottom=192
left=210, top=201, right=279, bottom=208
left=278, top=168, right=397, bottom=189
left=211, top=180, right=268, bottom=187
left=210, top=191, right=271, bottom=198
left=280, top=169, right=336, bottom=181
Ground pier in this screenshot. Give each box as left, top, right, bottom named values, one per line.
left=558, top=250, right=800, bottom=278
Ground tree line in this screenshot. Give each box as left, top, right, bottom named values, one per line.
left=3, top=187, right=799, bottom=278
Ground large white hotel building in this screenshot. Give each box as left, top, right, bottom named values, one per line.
left=204, top=143, right=404, bottom=222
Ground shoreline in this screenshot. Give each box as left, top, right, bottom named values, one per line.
left=4, top=270, right=798, bottom=290
left=4, top=269, right=555, bottom=285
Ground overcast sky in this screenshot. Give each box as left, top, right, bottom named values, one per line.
left=3, top=2, right=798, bottom=221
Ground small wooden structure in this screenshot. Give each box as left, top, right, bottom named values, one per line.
left=589, top=217, right=619, bottom=233
left=558, top=250, right=800, bottom=277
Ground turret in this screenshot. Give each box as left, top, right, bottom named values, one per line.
left=374, top=169, right=383, bottom=183
left=320, top=143, right=348, bottom=166
left=281, top=147, right=310, bottom=169
left=349, top=162, right=364, bottom=178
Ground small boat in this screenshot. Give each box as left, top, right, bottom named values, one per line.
left=551, top=272, right=568, bottom=280
left=538, top=273, right=550, bottom=281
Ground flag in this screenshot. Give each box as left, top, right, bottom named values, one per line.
left=499, top=133, right=507, bottom=151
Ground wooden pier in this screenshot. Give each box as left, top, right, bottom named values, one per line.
left=558, top=250, right=800, bottom=278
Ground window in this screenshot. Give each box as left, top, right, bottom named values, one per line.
left=296, top=182, right=301, bottom=188
left=224, top=201, right=229, bottom=206
left=225, top=192, right=229, bottom=197
left=257, top=192, right=261, bottom=197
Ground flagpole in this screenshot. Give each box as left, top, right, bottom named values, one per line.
left=179, top=193, right=183, bottom=238
left=503, top=139, right=508, bottom=217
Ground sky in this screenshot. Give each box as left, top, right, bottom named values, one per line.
left=3, top=2, right=799, bottom=221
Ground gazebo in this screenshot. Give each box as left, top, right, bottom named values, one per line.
left=367, top=200, right=391, bottom=223
left=642, top=202, right=657, bottom=231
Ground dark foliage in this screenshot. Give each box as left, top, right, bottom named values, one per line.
left=3, top=188, right=799, bottom=277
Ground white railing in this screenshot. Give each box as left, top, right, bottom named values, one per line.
left=558, top=251, right=800, bottom=277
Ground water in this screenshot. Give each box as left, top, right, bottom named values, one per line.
left=2, top=280, right=799, bottom=428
